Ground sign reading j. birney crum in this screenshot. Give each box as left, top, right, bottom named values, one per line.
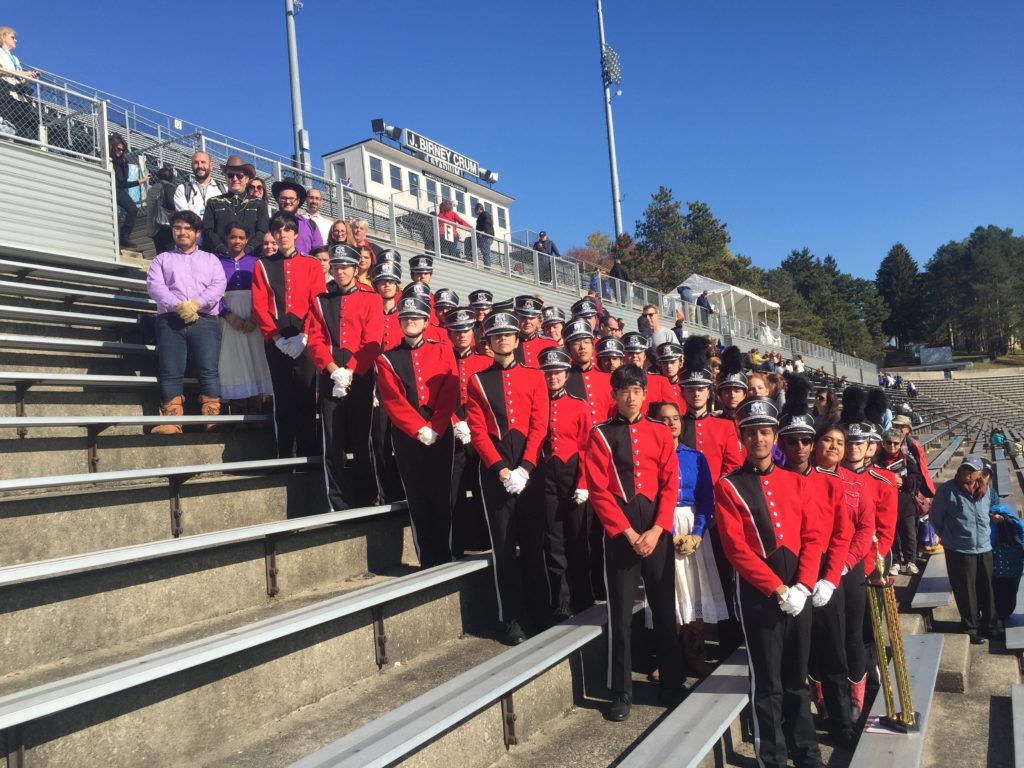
left=403, top=130, right=481, bottom=180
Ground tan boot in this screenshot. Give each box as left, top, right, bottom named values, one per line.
left=199, top=395, right=222, bottom=432
left=151, top=396, right=184, bottom=435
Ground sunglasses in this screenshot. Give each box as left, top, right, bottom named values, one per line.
left=249, top=184, right=264, bottom=191
left=225, top=172, right=247, bottom=179
left=883, top=440, right=901, bottom=446
left=783, top=437, right=813, bottom=446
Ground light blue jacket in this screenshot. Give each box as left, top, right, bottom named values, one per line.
left=930, top=479, right=992, bottom=555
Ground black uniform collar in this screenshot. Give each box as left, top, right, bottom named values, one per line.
left=550, top=388, right=567, bottom=400
left=520, top=332, right=537, bottom=342
left=491, top=359, right=519, bottom=371
left=684, top=408, right=709, bottom=421
left=456, top=348, right=475, bottom=359
left=742, top=460, right=776, bottom=476
left=781, top=463, right=811, bottom=476
left=337, top=282, right=359, bottom=295
left=612, top=412, right=643, bottom=425
left=401, top=336, right=425, bottom=350
left=279, top=249, right=297, bottom=260
left=571, top=360, right=594, bottom=372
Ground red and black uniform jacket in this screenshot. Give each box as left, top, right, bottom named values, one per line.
left=380, top=306, right=403, bottom=352
left=376, top=337, right=458, bottom=439
left=466, top=360, right=549, bottom=473
left=566, top=363, right=614, bottom=424
left=541, top=389, right=593, bottom=490
left=836, top=465, right=876, bottom=572
left=584, top=414, right=679, bottom=537
left=429, top=309, right=453, bottom=347
left=659, top=376, right=688, bottom=416
left=679, top=410, right=744, bottom=484
left=515, top=333, right=557, bottom=368
left=785, top=465, right=853, bottom=586
left=251, top=250, right=326, bottom=342
left=452, top=349, right=492, bottom=426
left=643, top=372, right=680, bottom=414
left=866, top=465, right=898, bottom=572
left=715, top=462, right=824, bottom=597
left=305, top=282, right=383, bottom=376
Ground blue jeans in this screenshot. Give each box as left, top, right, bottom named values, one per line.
left=154, top=313, right=221, bottom=401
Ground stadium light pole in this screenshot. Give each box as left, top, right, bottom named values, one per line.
left=596, top=0, right=624, bottom=239
left=285, top=0, right=311, bottom=173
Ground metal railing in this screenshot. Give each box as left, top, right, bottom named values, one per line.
left=18, top=68, right=879, bottom=380
left=0, top=75, right=109, bottom=164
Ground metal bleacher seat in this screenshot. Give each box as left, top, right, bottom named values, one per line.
left=910, top=552, right=952, bottom=622
left=928, top=436, right=963, bottom=479
left=616, top=648, right=750, bottom=768
left=0, top=332, right=155, bottom=356
left=848, top=634, right=943, bottom=768
left=0, top=278, right=155, bottom=311
left=288, top=602, right=641, bottom=768
left=1014, top=684, right=1024, bottom=768
left=0, top=503, right=407, bottom=588
left=0, top=257, right=148, bottom=291
left=0, top=557, right=489, bottom=737
left=0, top=303, right=139, bottom=327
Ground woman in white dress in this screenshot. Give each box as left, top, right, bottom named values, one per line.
left=654, top=400, right=728, bottom=676
left=216, top=224, right=273, bottom=419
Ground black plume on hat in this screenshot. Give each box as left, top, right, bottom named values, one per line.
left=682, top=335, right=712, bottom=372
left=865, top=388, right=889, bottom=425
left=719, top=345, right=743, bottom=378
left=781, top=373, right=811, bottom=418
left=839, top=386, right=867, bottom=425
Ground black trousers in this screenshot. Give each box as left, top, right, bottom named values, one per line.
left=0, top=90, right=36, bottom=139
left=808, top=579, right=852, bottom=734
left=946, top=549, right=995, bottom=632
left=893, top=513, right=917, bottom=565
left=451, top=441, right=487, bottom=558
left=369, top=398, right=404, bottom=503
left=319, top=368, right=376, bottom=510
left=266, top=343, right=318, bottom=459
left=994, top=576, right=1021, bottom=621
left=115, top=188, right=139, bottom=243
left=479, top=463, right=548, bottom=626
left=735, top=551, right=822, bottom=768
left=151, top=226, right=174, bottom=257
left=603, top=496, right=682, bottom=696
left=589, top=502, right=607, bottom=600
left=842, top=567, right=868, bottom=681
left=709, top=522, right=744, bottom=655
left=392, top=427, right=454, bottom=568
left=539, top=455, right=593, bottom=615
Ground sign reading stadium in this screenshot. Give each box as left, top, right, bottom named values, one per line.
left=402, top=130, right=481, bottom=180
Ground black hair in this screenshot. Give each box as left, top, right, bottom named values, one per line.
left=611, top=363, right=647, bottom=391
left=156, top=165, right=175, bottom=182
left=309, top=246, right=329, bottom=258
left=648, top=400, right=678, bottom=419
left=269, top=211, right=299, bottom=234
left=169, top=210, right=202, bottom=230
left=226, top=223, right=248, bottom=237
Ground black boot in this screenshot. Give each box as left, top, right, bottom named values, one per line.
left=607, top=692, right=632, bottom=722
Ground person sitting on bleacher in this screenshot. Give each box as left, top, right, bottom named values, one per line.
left=146, top=210, right=227, bottom=434
left=202, top=155, right=269, bottom=256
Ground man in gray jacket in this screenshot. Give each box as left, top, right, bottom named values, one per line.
left=930, top=454, right=996, bottom=644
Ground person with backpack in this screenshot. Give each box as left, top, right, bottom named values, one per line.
left=173, top=151, right=226, bottom=220
left=146, top=166, right=178, bottom=254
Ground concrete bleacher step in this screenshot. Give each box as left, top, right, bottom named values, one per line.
left=0, top=468, right=326, bottom=564
left=0, top=559, right=496, bottom=767
left=0, top=505, right=414, bottom=678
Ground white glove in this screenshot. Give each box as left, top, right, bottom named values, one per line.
left=282, top=334, right=306, bottom=359
left=502, top=467, right=529, bottom=495
left=453, top=420, right=471, bottom=445
left=779, top=584, right=810, bottom=616
left=842, top=564, right=850, bottom=576
left=417, top=426, right=438, bottom=446
left=274, top=336, right=292, bottom=356
left=331, top=382, right=349, bottom=399
left=573, top=488, right=589, bottom=505
left=811, top=579, right=837, bottom=608
left=330, top=367, right=353, bottom=389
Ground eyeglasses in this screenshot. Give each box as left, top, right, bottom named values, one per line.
left=883, top=440, right=901, bottom=446
left=278, top=196, right=299, bottom=203
left=783, top=437, right=813, bottom=446
left=225, top=172, right=247, bottom=179
left=249, top=184, right=264, bottom=191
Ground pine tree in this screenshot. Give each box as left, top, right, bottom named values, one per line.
left=874, top=243, right=922, bottom=347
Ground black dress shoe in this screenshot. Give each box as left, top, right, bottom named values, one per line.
left=969, top=632, right=987, bottom=645
left=607, top=692, right=632, bottom=721
left=504, top=620, right=527, bottom=646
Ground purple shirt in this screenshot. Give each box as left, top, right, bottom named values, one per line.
left=295, top=213, right=324, bottom=256
left=147, top=246, right=227, bottom=316
left=217, top=252, right=258, bottom=315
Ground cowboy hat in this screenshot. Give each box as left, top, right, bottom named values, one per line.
left=221, top=154, right=257, bottom=178
left=271, top=178, right=307, bottom=206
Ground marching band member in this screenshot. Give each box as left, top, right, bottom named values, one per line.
left=376, top=294, right=458, bottom=567
left=537, top=347, right=594, bottom=618
left=466, top=311, right=550, bottom=645
left=305, top=243, right=382, bottom=509
left=716, top=397, right=824, bottom=768
left=654, top=342, right=688, bottom=414
left=541, top=306, right=566, bottom=343
left=514, top=295, right=557, bottom=367
left=585, top=364, right=683, bottom=722
left=714, top=345, right=748, bottom=424
left=595, top=336, right=624, bottom=374
left=621, top=332, right=674, bottom=408
left=369, top=259, right=405, bottom=502
left=446, top=306, right=492, bottom=557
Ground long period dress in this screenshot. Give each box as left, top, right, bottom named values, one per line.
left=217, top=253, right=273, bottom=400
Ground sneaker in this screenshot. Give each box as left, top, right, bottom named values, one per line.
left=905, top=562, right=920, bottom=575
left=889, top=563, right=902, bottom=577
left=969, top=633, right=987, bottom=646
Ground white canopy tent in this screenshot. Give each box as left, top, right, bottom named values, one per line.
left=676, top=273, right=782, bottom=332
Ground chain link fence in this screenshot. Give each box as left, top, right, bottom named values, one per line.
left=0, top=77, right=107, bottom=162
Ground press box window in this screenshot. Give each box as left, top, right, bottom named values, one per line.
left=389, top=164, right=402, bottom=191
left=455, top=191, right=466, bottom=214
left=441, top=186, right=452, bottom=203
left=426, top=179, right=437, bottom=203
left=497, top=207, right=507, bottom=228
left=369, top=156, right=383, bottom=184
left=470, top=196, right=480, bottom=213
left=484, top=202, right=494, bottom=216
left=408, top=172, right=420, bottom=200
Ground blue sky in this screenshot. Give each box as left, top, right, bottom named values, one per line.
left=8, top=1, right=1022, bottom=279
